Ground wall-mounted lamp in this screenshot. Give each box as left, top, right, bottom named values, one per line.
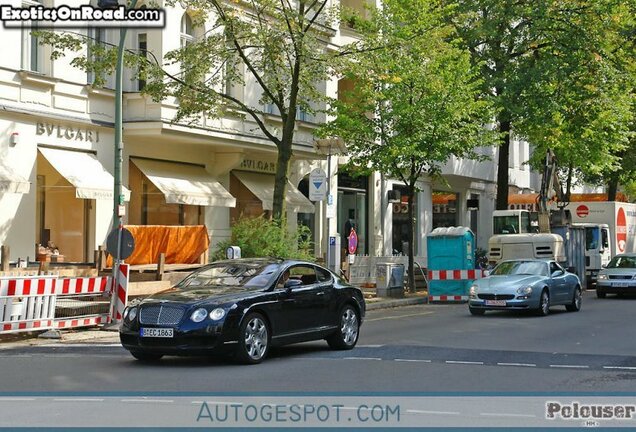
left=9, top=132, right=19, bottom=147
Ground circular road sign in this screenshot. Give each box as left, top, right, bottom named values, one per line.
left=106, top=227, right=135, bottom=260
left=348, top=228, right=358, bottom=255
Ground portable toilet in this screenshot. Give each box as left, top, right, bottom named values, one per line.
left=427, top=227, right=475, bottom=300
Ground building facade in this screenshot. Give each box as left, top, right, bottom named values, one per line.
left=0, top=0, right=545, bottom=267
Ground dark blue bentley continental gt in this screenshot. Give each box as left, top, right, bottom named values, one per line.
left=120, top=258, right=365, bottom=364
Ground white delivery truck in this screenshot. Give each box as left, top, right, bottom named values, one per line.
left=565, top=202, right=636, bottom=257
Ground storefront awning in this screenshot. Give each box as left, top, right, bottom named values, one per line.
left=233, top=171, right=315, bottom=213
left=132, top=158, right=236, bottom=207
left=0, top=162, right=30, bottom=194
left=38, top=147, right=130, bottom=201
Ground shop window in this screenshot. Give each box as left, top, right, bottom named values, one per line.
left=391, top=185, right=417, bottom=255
left=337, top=171, right=368, bottom=256
left=137, top=32, right=147, bottom=91
left=432, top=191, right=459, bottom=229
left=180, top=13, right=195, bottom=47
left=87, top=27, right=107, bottom=85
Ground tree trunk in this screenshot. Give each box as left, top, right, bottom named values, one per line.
left=272, top=133, right=293, bottom=222
left=608, top=176, right=619, bottom=201
left=496, top=118, right=511, bottom=210
left=407, top=183, right=416, bottom=294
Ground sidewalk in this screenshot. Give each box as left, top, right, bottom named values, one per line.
left=0, top=292, right=429, bottom=349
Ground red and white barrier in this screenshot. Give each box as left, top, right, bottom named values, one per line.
left=0, top=265, right=129, bottom=334
left=428, top=269, right=488, bottom=303
left=110, top=264, right=129, bottom=323
left=427, top=269, right=488, bottom=281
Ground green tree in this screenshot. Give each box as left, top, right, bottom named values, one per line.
left=449, top=0, right=634, bottom=209
left=324, top=0, right=494, bottom=292
left=39, top=0, right=338, bottom=223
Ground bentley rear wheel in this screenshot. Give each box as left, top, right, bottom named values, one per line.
left=327, top=305, right=359, bottom=350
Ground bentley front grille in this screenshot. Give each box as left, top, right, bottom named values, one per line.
left=139, top=305, right=185, bottom=326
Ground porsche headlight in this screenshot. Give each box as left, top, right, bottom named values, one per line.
left=516, top=286, right=533, bottom=295
left=127, top=307, right=137, bottom=322
left=209, top=308, right=226, bottom=321
left=598, top=273, right=608, bottom=280
left=190, top=308, right=208, bottom=323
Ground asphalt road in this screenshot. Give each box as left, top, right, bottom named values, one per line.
left=1, top=291, right=636, bottom=393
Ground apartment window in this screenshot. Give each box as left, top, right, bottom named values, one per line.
left=180, top=13, right=194, bottom=47
left=87, top=27, right=106, bottom=84
left=21, top=0, right=44, bottom=73
left=138, top=33, right=147, bottom=90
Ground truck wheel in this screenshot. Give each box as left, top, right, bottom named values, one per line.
left=565, top=287, right=582, bottom=312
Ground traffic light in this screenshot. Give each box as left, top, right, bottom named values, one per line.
left=97, top=0, right=119, bottom=8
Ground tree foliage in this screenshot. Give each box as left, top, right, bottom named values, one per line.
left=323, top=0, right=494, bottom=291
left=38, top=0, right=339, bottom=222
left=450, top=0, right=635, bottom=208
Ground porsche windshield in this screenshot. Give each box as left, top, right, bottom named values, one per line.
left=175, top=262, right=281, bottom=290
left=492, top=261, right=548, bottom=277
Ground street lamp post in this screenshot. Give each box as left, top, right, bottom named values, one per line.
left=99, top=0, right=138, bottom=322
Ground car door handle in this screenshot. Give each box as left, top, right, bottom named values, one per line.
left=316, top=292, right=325, bottom=296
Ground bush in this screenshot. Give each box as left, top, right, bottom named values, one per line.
left=213, top=216, right=314, bottom=261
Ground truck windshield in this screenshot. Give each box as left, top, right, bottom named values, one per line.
left=492, top=261, right=548, bottom=277
left=606, top=256, right=636, bottom=269
left=585, top=227, right=600, bottom=251
left=493, top=216, right=519, bottom=234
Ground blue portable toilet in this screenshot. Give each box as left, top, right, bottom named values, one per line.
left=427, top=227, right=475, bottom=299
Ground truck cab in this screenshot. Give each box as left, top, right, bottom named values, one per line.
left=577, top=223, right=611, bottom=286
left=493, top=210, right=535, bottom=235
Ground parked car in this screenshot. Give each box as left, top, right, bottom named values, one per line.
left=596, top=253, right=636, bottom=298
left=468, top=259, right=582, bottom=316
left=119, top=258, right=365, bottom=364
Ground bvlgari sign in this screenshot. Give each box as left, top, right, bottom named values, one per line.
left=36, top=122, right=100, bottom=143
left=239, top=158, right=276, bottom=174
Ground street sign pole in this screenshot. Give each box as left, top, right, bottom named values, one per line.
left=326, top=147, right=332, bottom=271
left=107, top=0, right=138, bottom=323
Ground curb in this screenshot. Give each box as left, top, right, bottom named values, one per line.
left=366, top=296, right=429, bottom=311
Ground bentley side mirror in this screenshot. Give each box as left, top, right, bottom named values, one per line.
left=284, top=279, right=302, bottom=292
left=483, top=270, right=490, bottom=277
left=566, top=266, right=575, bottom=273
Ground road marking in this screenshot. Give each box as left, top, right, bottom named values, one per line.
left=497, top=362, right=536, bottom=367
left=603, top=366, right=636, bottom=371
left=343, top=357, right=382, bottom=361
left=53, top=398, right=104, bottom=402
left=394, top=358, right=432, bottom=363
left=0, top=398, right=36, bottom=401
left=445, top=360, right=484, bottom=365
left=366, top=311, right=434, bottom=322
left=407, top=409, right=460, bottom=416
left=549, top=364, right=590, bottom=369
left=480, top=412, right=537, bottom=418
left=120, top=399, right=174, bottom=403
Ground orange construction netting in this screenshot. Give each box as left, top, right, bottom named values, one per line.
left=106, top=225, right=210, bottom=266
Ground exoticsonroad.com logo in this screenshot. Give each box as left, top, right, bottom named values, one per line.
left=0, top=5, right=165, bottom=28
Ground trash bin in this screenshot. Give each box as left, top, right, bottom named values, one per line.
left=427, top=227, right=475, bottom=300
left=376, top=262, right=405, bottom=298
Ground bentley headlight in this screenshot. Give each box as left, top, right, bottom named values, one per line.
left=127, top=307, right=137, bottom=322
left=209, top=308, right=226, bottom=321
left=598, top=273, right=608, bottom=280
left=516, top=286, right=533, bottom=295
left=190, top=308, right=208, bottom=323
left=469, top=285, right=478, bottom=297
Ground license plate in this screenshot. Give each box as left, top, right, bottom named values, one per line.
left=612, top=282, right=629, bottom=288
left=140, top=328, right=174, bottom=338
left=485, top=300, right=507, bottom=306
